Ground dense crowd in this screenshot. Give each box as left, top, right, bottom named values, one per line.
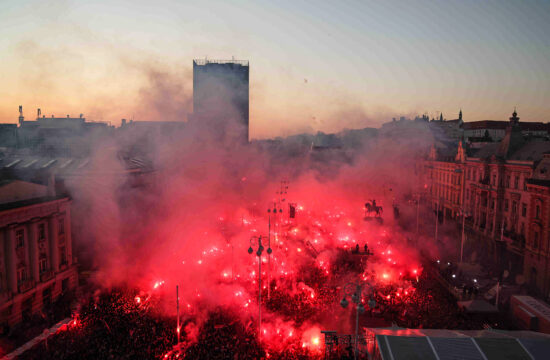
left=14, top=250, right=499, bottom=359
left=18, top=290, right=176, bottom=360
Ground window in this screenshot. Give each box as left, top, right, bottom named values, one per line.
left=17, top=267, right=27, bottom=284
left=43, top=288, right=52, bottom=307
left=492, top=175, right=496, bottom=185
left=39, top=258, right=47, bottom=273
left=512, top=201, right=518, bottom=214
left=521, top=223, right=525, bottom=236
left=38, top=224, right=46, bottom=241
left=506, top=176, right=511, bottom=188
left=62, top=278, right=69, bottom=292
left=536, top=205, right=541, bottom=219
left=534, top=231, right=539, bottom=250
left=491, top=199, right=495, bottom=210
left=522, top=203, right=527, bottom=217
left=514, top=176, right=519, bottom=189
left=16, top=229, right=24, bottom=248
left=505, top=200, right=509, bottom=212
left=58, top=218, right=65, bottom=235
left=60, top=246, right=67, bottom=265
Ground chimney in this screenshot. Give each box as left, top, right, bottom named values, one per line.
left=121, top=118, right=127, bottom=126
left=37, top=108, right=41, bottom=119
left=18, top=105, right=24, bottom=125
left=47, top=173, right=56, bottom=197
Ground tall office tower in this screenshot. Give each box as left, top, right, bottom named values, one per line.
left=193, top=59, right=249, bottom=143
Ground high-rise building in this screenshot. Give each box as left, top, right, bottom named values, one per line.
left=193, top=59, right=249, bottom=142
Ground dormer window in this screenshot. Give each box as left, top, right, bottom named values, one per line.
left=16, top=229, right=24, bottom=248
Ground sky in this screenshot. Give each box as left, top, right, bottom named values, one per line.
left=0, top=0, right=549, bottom=139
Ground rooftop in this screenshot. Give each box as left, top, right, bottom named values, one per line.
left=193, top=59, right=249, bottom=66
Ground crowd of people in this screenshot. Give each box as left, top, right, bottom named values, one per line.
left=18, top=290, right=176, bottom=360
left=12, top=246, right=501, bottom=359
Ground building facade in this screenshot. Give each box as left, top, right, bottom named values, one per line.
left=0, top=181, right=77, bottom=328
left=192, top=59, right=249, bottom=142
left=14, top=105, right=113, bottom=157
left=421, top=111, right=550, bottom=300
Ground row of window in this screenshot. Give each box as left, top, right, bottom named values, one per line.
left=465, top=168, right=527, bottom=190
left=14, top=218, right=65, bottom=249
left=432, top=170, right=461, bottom=186
left=16, top=247, right=67, bottom=285
left=465, top=190, right=535, bottom=218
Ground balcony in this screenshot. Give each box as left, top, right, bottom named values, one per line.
left=18, top=280, right=35, bottom=294
left=503, top=230, right=526, bottom=253
left=40, top=270, right=54, bottom=282
left=0, top=291, right=12, bottom=303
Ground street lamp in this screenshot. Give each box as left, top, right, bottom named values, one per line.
left=267, top=204, right=281, bottom=300
left=248, top=235, right=266, bottom=339
left=340, top=282, right=375, bottom=360
left=458, top=209, right=471, bottom=263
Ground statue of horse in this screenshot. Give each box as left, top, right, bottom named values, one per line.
left=365, top=200, right=383, bottom=217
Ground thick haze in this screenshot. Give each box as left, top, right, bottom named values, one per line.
left=1, top=0, right=549, bottom=138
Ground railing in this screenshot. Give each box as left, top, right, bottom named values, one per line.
left=193, top=59, right=249, bottom=66
left=0, top=291, right=12, bottom=303
left=40, top=270, right=54, bottom=282
left=18, top=280, right=35, bottom=294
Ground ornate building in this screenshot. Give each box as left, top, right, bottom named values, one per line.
left=421, top=110, right=550, bottom=299
left=0, top=180, right=77, bottom=328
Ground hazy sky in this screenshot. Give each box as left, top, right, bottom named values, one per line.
left=1, top=0, right=549, bottom=138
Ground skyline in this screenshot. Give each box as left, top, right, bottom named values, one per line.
left=1, top=0, right=549, bottom=139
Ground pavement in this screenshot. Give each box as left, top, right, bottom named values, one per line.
left=1, top=318, right=72, bottom=360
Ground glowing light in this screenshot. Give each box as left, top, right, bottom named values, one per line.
left=312, top=337, right=320, bottom=345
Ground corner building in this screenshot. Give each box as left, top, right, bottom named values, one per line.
left=0, top=180, right=77, bottom=327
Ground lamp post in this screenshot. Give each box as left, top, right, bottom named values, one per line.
left=435, top=198, right=442, bottom=243
left=340, top=282, right=376, bottom=360
left=248, top=235, right=270, bottom=338
left=458, top=209, right=471, bottom=263
left=176, top=285, right=180, bottom=345
left=267, top=204, right=282, bottom=300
